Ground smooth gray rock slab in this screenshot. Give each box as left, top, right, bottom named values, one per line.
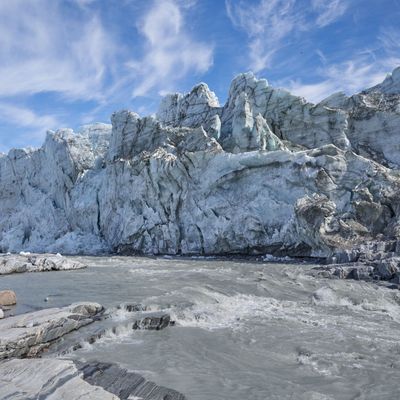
left=0, top=253, right=86, bottom=275
left=79, top=361, right=187, bottom=400
left=0, top=302, right=103, bottom=359
left=0, top=358, right=118, bottom=400
left=0, top=358, right=187, bottom=400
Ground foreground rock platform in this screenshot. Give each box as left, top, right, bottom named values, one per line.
left=0, top=358, right=118, bottom=400
left=52, top=308, right=174, bottom=355
left=0, top=252, right=86, bottom=275
left=79, top=361, right=187, bottom=400
left=0, top=302, right=186, bottom=400
left=0, top=302, right=103, bottom=359
left=0, top=358, right=187, bottom=400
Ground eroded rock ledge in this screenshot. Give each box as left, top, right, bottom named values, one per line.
left=0, top=358, right=187, bottom=400
left=79, top=361, right=186, bottom=400
left=1, top=68, right=400, bottom=262
left=0, top=302, right=103, bottom=359
left=0, top=302, right=186, bottom=399
left=0, top=358, right=118, bottom=400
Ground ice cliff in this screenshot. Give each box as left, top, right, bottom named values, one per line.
left=1, top=68, right=400, bottom=260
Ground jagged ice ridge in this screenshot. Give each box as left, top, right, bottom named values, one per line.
left=1, top=67, right=400, bottom=261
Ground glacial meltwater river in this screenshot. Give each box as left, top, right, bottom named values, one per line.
left=2, top=256, right=400, bottom=399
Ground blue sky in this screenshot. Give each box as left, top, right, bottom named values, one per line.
left=0, top=0, right=399, bottom=152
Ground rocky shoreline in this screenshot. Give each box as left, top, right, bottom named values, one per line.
left=0, top=302, right=103, bottom=359
left=310, top=240, right=400, bottom=287
left=0, top=253, right=185, bottom=399
left=0, top=250, right=399, bottom=398
left=0, top=295, right=186, bottom=399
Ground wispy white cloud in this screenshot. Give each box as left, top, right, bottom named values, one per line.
left=0, top=0, right=215, bottom=150
left=225, top=0, right=300, bottom=72
left=0, top=0, right=124, bottom=148
left=129, top=0, right=214, bottom=97
left=279, top=24, right=400, bottom=103
left=279, top=56, right=396, bottom=103
left=225, top=0, right=348, bottom=73
left=0, top=104, right=58, bottom=131
left=316, top=49, right=328, bottom=65
left=0, top=1, right=116, bottom=102
left=379, top=27, right=400, bottom=63
left=311, top=0, right=348, bottom=27
left=0, top=102, right=61, bottom=148
left=73, top=0, right=98, bottom=8
left=225, top=0, right=399, bottom=103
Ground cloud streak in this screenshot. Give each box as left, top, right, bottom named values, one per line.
left=0, top=104, right=59, bottom=132
left=129, top=0, right=213, bottom=97
left=279, top=53, right=399, bottom=103
left=312, top=0, right=348, bottom=27
left=225, top=0, right=348, bottom=73
left=278, top=23, right=400, bottom=103
left=225, top=0, right=301, bottom=72
left=0, top=0, right=216, bottom=149
left=0, top=102, right=61, bottom=150
left=0, top=1, right=116, bottom=102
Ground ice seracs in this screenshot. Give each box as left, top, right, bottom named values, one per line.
left=0, top=67, right=400, bottom=262
left=157, top=82, right=219, bottom=129
left=0, top=253, right=86, bottom=275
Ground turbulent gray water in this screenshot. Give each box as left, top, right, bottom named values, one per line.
left=2, top=257, right=400, bottom=400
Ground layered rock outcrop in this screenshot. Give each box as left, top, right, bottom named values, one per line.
left=1, top=68, right=400, bottom=260
left=0, top=302, right=186, bottom=400
left=0, top=359, right=118, bottom=400
left=0, top=302, right=103, bottom=359
left=0, top=358, right=187, bottom=400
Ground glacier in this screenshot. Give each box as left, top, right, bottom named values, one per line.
left=1, top=67, right=400, bottom=262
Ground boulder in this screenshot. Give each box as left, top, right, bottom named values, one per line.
left=374, top=257, right=400, bottom=280
left=0, top=290, right=16, bottom=306
left=132, top=314, right=171, bottom=330
left=390, top=272, right=400, bottom=284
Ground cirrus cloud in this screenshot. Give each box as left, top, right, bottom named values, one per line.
left=128, top=0, right=214, bottom=97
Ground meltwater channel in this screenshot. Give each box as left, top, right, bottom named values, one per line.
left=2, top=256, right=400, bottom=400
